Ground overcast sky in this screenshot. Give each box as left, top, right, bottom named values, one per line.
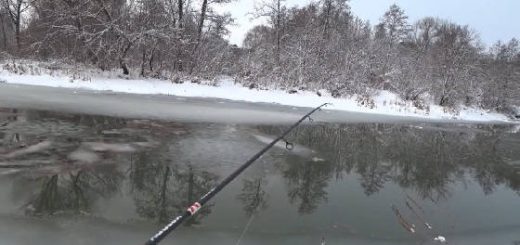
left=216, top=0, right=520, bottom=47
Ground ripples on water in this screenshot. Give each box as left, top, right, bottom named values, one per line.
left=0, top=108, right=519, bottom=245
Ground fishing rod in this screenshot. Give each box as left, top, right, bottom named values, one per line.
left=144, top=103, right=329, bottom=245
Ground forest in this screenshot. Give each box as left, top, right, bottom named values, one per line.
left=0, top=0, right=519, bottom=114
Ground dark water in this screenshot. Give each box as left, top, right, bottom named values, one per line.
left=0, top=108, right=519, bottom=245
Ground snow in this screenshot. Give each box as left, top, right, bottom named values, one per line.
left=434, top=235, right=447, bottom=243
left=0, top=64, right=514, bottom=123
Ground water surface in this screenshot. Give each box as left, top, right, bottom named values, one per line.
left=0, top=108, right=519, bottom=245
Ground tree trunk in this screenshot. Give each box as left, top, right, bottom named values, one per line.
left=175, top=0, right=184, bottom=72
left=323, top=0, right=332, bottom=39
left=176, top=47, right=184, bottom=72
left=119, top=41, right=133, bottom=75
left=188, top=0, right=208, bottom=74
left=15, top=23, right=20, bottom=51
left=0, top=13, right=7, bottom=50
left=178, top=0, right=183, bottom=28
left=149, top=44, right=156, bottom=73
left=15, top=4, right=21, bottom=52
left=275, top=0, right=281, bottom=64
left=120, top=60, right=130, bottom=75
left=140, top=47, right=146, bottom=77
left=197, top=0, right=208, bottom=41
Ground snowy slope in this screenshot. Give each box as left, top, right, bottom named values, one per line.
left=0, top=63, right=513, bottom=123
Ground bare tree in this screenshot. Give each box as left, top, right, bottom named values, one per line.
left=379, top=4, right=410, bottom=45
left=483, top=38, right=520, bottom=113
left=431, top=22, right=479, bottom=106
left=0, top=5, right=10, bottom=50
left=252, top=0, right=286, bottom=64
left=1, top=0, right=518, bottom=113
left=2, top=0, right=31, bottom=51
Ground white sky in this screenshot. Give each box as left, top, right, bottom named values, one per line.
left=216, top=0, right=520, bottom=47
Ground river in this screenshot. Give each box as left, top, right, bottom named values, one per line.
left=0, top=106, right=519, bottom=245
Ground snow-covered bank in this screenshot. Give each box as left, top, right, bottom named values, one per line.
left=0, top=62, right=514, bottom=123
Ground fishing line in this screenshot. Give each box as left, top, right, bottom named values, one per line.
left=234, top=212, right=257, bottom=245
left=234, top=151, right=284, bottom=245
left=143, top=103, right=329, bottom=245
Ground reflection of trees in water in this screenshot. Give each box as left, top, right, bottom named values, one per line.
left=130, top=146, right=219, bottom=225
left=387, top=129, right=463, bottom=201
left=349, top=125, right=392, bottom=196
left=469, top=133, right=520, bottom=196
left=1, top=110, right=129, bottom=215
left=1, top=109, right=31, bottom=151
left=259, top=124, right=520, bottom=203
left=237, top=177, right=268, bottom=217
left=23, top=165, right=123, bottom=215
left=2, top=109, right=214, bottom=224
left=3, top=107, right=520, bottom=221
left=282, top=157, right=333, bottom=214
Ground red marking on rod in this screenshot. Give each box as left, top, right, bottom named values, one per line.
left=187, top=202, right=202, bottom=215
